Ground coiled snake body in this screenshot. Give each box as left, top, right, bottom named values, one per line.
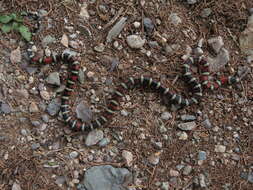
left=25, top=12, right=240, bottom=132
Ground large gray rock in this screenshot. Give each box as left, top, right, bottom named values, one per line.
left=78, top=165, right=132, bottom=190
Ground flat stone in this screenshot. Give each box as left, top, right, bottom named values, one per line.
left=46, top=98, right=61, bottom=116
left=143, top=17, right=154, bottom=34
left=85, top=130, right=104, bottom=146
left=180, top=114, right=196, bottom=121
left=46, top=72, right=61, bottom=86
left=79, top=165, right=132, bottom=190
left=106, top=17, right=127, bottom=43
left=126, top=35, right=145, bottom=49
left=98, top=138, right=110, bottom=147
left=76, top=101, right=92, bottom=122
left=198, top=151, right=207, bottom=161
left=177, top=121, right=197, bottom=131
left=0, top=101, right=11, bottom=114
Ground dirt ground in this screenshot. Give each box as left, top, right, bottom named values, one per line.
left=0, top=0, right=252, bottom=190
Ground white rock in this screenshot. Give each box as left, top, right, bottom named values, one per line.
left=207, top=48, right=230, bottom=72
left=87, top=71, right=95, bottom=78
left=126, top=35, right=145, bottom=49
left=122, top=150, right=133, bottom=166
left=208, top=36, right=224, bottom=53
left=178, top=131, right=188, bottom=140
left=215, top=145, right=226, bottom=153
left=12, top=182, right=22, bottom=190
left=61, top=34, right=69, bottom=47
left=133, top=21, right=141, bottom=28
left=161, top=112, right=172, bottom=120
left=79, top=3, right=90, bottom=20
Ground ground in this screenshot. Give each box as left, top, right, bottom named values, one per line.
left=0, top=0, right=252, bottom=190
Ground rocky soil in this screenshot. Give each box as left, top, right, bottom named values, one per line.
left=0, top=0, right=252, bottom=190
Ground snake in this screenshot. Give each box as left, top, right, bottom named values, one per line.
left=24, top=12, right=240, bottom=132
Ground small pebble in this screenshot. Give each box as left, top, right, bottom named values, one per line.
left=178, top=131, right=188, bottom=140
left=122, top=150, right=133, bottom=166
left=46, top=98, right=61, bottom=116
left=160, top=182, right=169, bottom=190
left=41, top=114, right=49, bottom=123
left=198, top=151, right=207, bottom=161
left=169, top=169, right=179, bottom=177
left=31, top=120, right=41, bottom=127
left=69, top=151, right=79, bottom=159
left=161, top=112, right=172, bottom=120
left=201, top=8, right=212, bottom=18
left=169, top=13, right=182, bottom=26
left=180, top=114, right=196, bottom=121
left=187, top=0, right=197, bottom=4
left=31, top=143, right=40, bottom=150
left=98, top=138, right=110, bottom=147
left=126, top=35, right=145, bottom=49
left=40, top=90, right=51, bottom=100
left=143, top=17, right=154, bottom=34
left=215, top=145, right=226, bottom=153
left=147, top=152, right=161, bottom=165
left=29, top=102, right=39, bottom=113
left=183, top=165, right=193, bottom=175
left=133, top=21, right=141, bottom=28
left=202, top=118, right=212, bottom=128
left=20, top=129, right=28, bottom=136
left=94, top=43, right=105, bottom=52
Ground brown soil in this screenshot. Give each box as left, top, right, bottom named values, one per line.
left=0, top=0, right=252, bottom=190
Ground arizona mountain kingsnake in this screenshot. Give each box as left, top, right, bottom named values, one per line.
left=24, top=12, right=240, bottom=132
left=27, top=49, right=240, bottom=132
